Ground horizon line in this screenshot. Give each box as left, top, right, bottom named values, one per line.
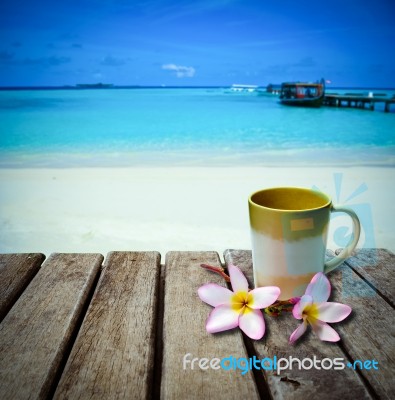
left=1, top=85, right=395, bottom=91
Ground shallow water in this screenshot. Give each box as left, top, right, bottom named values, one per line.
left=0, top=88, right=394, bottom=166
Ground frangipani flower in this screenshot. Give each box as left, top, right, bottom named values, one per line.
left=290, top=272, right=352, bottom=343
left=198, top=264, right=280, bottom=340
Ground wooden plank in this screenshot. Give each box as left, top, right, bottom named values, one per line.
left=336, top=248, right=395, bottom=307
left=224, top=250, right=372, bottom=400
left=0, top=253, right=45, bottom=321
left=0, top=253, right=103, bottom=400
left=54, top=252, right=160, bottom=399
left=329, top=262, right=395, bottom=399
left=161, top=251, right=259, bottom=399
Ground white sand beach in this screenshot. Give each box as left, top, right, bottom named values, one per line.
left=0, top=166, right=394, bottom=257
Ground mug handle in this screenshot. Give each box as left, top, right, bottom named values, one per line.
left=324, top=205, right=361, bottom=273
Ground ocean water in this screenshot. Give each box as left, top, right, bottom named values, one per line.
left=0, top=88, right=394, bottom=167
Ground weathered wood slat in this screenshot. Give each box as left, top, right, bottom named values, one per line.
left=54, top=252, right=160, bottom=399
left=336, top=248, right=395, bottom=307
left=161, top=251, right=259, bottom=399
left=0, top=253, right=103, bottom=400
left=224, top=249, right=373, bottom=400
left=329, top=262, right=395, bottom=399
left=0, top=253, right=45, bottom=321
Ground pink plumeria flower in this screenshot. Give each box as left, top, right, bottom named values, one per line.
left=290, top=272, right=352, bottom=343
left=198, top=264, right=280, bottom=340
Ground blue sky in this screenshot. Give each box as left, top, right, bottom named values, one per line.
left=1, top=0, right=394, bottom=87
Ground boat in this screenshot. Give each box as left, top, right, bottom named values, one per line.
left=279, top=79, right=325, bottom=107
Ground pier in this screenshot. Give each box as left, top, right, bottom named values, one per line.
left=323, top=93, right=395, bottom=112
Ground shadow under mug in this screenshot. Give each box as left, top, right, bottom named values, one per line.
left=248, top=187, right=361, bottom=300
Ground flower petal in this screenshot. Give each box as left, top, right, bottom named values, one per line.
left=228, top=264, right=249, bottom=293
left=317, top=302, right=352, bottom=322
left=292, top=294, right=313, bottom=319
left=289, top=321, right=308, bottom=344
left=310, top=319, right=340, bottom=342
left=305, top=272, right=331, bottom=303
left=249, top=286, right=281, bottom=309
left=239, top=308, right=265, bottom=340
left=205, top=304, right=240, bottom=333
left=198, top=283, right=233, bottom=307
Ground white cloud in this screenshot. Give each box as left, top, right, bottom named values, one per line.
left=162, top=63, right=195, bottom=78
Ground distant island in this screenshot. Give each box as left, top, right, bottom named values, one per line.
left=76, top=83, right=114, bottom=89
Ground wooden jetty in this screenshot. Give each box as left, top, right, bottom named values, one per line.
left=323, top=93, right=395, bottom=112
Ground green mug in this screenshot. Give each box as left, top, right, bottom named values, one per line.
left=248, top=187, right=361, bottom=300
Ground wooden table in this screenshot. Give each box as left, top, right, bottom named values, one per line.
left=0, top=249, right=393, bottom=399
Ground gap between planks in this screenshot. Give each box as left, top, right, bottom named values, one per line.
left=0, top=253, right=104, bottom=400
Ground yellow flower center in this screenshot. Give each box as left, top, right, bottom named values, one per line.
left=302, top=303, right=319, bottom=323
left=231, top=291, right=253, bottom=314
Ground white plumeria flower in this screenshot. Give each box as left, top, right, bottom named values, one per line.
left=198, top=264, right=280, bottom=340
left=290, top=272, right=352, bottom=343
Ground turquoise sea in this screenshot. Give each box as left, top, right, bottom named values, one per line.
left=0, top=88, right=394, bottom=167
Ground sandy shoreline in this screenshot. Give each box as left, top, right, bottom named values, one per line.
left=0, top=166, right=394, bottom=257
left=1, top=146, right=395, bottom=168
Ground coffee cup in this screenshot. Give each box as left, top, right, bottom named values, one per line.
left=248, top=187, right=360, bottom=299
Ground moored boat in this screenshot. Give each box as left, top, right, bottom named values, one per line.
left=279, top=79, right=325, bottom=107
